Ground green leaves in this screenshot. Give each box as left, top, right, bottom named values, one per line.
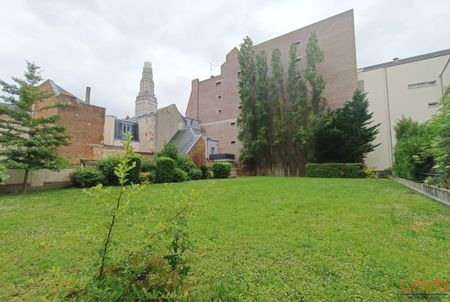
left=0, top=62, right=70, bottom=186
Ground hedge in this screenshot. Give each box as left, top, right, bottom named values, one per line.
left=155, top=157, right=175, bottom=183
left=212, top=162, right=232, bottom=179
left=305, top=163, right=365, bottom=178
left=71, top=168, right=104, bottom=188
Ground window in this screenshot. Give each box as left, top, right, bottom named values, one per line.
left=237, top=71, right=241, bottom=78
left=294, top=40, right=301, bottom=45
left=218, top=109, right=222, bottom=113
left=231, top=122, right=236, bottom=126
left=217, top=95, right=222, bottom=99
left=211, top=147, right=215, bottom=155
left=428, top=101, right=439, bottom=108
left=215, top=80, right=222, bottom=85
left=408, top=80, right=437, bottom=89
left=231, top=140, right=236, bottom=144
left=122, top=124, right=131, bottom=135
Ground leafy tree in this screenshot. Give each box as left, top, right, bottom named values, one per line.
left=0, top=62, right=70, bottom=192
left=237, top=37, right=257, bottom=169
left=314, top=90, right=380, bottom=163
left=270, top=48, right=289, bottom=167
left=254, top=50, right=271, bottom=167
left=305, top=32, right=326, bottom=115
left=287, top=43, right=308, bottom=166
left=393, top=117, right=434, bottom=181
left=428, top=89, right=450, bottom=187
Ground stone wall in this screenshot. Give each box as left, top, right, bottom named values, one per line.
left=0, top=169, right=75, bottom=193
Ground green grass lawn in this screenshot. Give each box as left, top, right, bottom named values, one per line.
left=0, top=177, right=449, bottom=301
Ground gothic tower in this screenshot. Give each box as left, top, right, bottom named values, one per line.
left=135, top=61, right=157, bottom=117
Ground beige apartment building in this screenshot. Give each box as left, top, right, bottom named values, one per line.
left=186, top=10, right=358, bottom=161
left=359, top=49, right=450, bottom=170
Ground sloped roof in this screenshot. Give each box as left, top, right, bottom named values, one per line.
left=41, top=79, right=84, bottom=103
left=169, top=128, right=202, bottom=154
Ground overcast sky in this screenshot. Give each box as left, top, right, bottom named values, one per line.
left=1, top=0, right=449, bottom=117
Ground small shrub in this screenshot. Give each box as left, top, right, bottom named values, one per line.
left=141, top=159, right=156, bottom=173
left=155, top=157, right=175, bottom=183
left=200, top=165, right=209, bottom=179
left=364, top=167, right=377, bottom=178
left=71, top=168, right=104, bottom=188
left=212, top=162, right=232, bottom=179
left=176, top=156, right=195, bottom=172
left=188, top=168, right=202, bottom=180
left=173, top=168, right=187, bottom=182
left=305, top=163, right=365, bottom=178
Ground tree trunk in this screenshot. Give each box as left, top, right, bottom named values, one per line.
left=22, top=169, right=29, bottom=193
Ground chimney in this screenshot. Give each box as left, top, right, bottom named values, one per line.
left=85, top=86, right=91, bottom=104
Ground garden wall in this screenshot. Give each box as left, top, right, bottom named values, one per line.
left=392, top=177, right=450, bottom=207
left=0, top=169, right=75, bottom=193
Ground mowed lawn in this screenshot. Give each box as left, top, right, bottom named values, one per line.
left=0, top=177, right=449, bottom=301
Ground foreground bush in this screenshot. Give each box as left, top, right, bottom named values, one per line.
left=71, top=168, right=104, bottom=188
left=305, top=163, right=365, bottom=178
left=155, top=157, right=175, bottom=183
left=97, top=155, right=142, bottom=185
left=212, top=162, right=232, bottom=179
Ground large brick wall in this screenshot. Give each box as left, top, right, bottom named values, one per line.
left=34, top=84, right=105, bottom=164
left=186, top=10, right=358, bottom=160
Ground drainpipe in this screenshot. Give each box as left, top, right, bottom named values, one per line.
left=384, top=67, right=394, bottom=167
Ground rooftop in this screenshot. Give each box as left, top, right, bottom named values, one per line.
left=358, top=48, right=450, bottom=72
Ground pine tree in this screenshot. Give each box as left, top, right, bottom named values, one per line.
left=237, top=37, right=257, bottom=169
left=0, top=62, right=71, bottom=192
left=314, top=90, right=380, bottom=163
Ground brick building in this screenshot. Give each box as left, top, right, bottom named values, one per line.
left=35, top=80, right=105, bottom=165
left=186, top=10, right=358, bottom=161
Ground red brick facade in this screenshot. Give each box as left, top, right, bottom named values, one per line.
left=34, top=81, right=106, bottom=164
left=186, top=10, right=358, bottom=160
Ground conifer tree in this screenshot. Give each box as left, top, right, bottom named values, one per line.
left=314, top=90, right=380, bottom=163
left=0, top=62, right=70, bottom=192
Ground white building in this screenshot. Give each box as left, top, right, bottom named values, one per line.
left=359, top=49, right=450, bottom=170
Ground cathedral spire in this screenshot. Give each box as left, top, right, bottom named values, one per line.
left=135, top=61, right=157, bottom=117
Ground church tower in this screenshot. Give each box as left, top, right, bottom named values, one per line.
left=135, top=61, right=157, bottom=117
